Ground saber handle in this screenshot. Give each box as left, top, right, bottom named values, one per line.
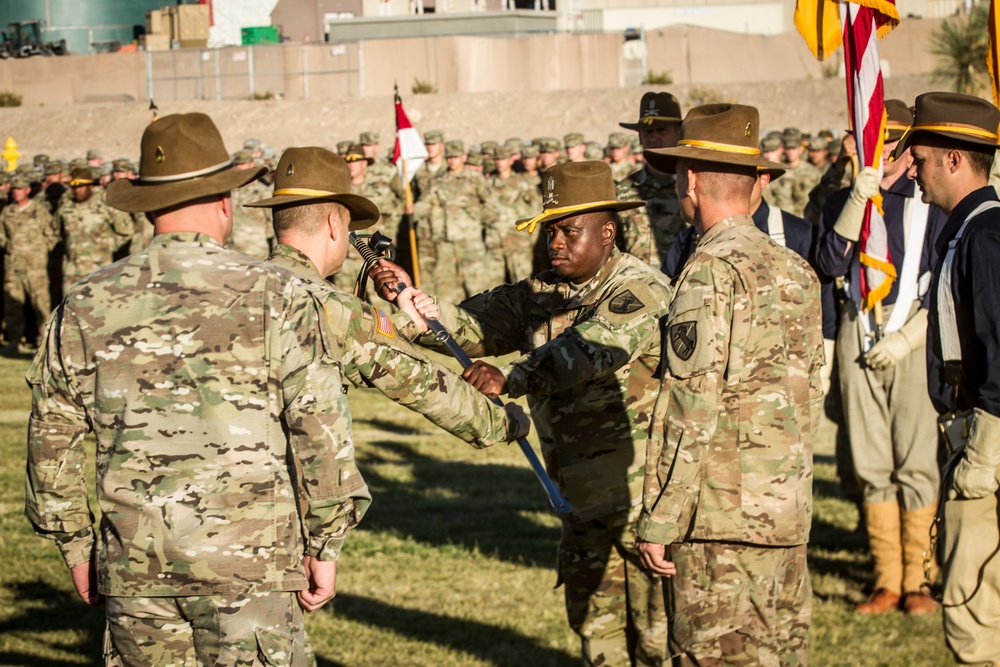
left=419, top=302, right=572, bottom=514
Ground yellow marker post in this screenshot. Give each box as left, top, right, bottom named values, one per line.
left=3, top=137, right=20, bottom=171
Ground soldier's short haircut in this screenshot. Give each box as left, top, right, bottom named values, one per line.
left=272, top=201, right=349, bottom=237
left=915, top=134, right=996, bottom=179
left=682, top=158, right=756, bottom=202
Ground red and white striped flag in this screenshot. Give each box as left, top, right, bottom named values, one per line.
left=796, top=0, right=899, bottom=314
left=393, top=88, right=427, bottom=185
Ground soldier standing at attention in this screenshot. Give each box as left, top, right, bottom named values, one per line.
left=360, top=130, right=397, bottom=187
left=246, top=146, right=528, bottom=448
left=616, top=91, right=686, bottom=269
left=490, top=145, right=540, bottom=282
left=814, top=98, right=947, bottom=616
left=537, top=138, right=561, bottom=172
left=638, top=104, right=823, bottom=664
left=1, top=174, right=57, bottom=355
left=903, top=92, right=1000, bottom=665
left=56, top=167, right=134, bottom=292
left=25, top=113, right=371, bottom=666
left=226, top=149, right=274, bottom=259
left=376, top=161, right=673, bottom=667
left=607, top=132, right=635, bottom=183
left=564, top=132, right=587, bottom=162
left=771, top=128, right=823, bottom=218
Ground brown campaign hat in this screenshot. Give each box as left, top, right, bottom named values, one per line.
left=894, top=92, right=1000, bottom=159
left=514, top=161, right=645, bottom=234
left=245, top=146, right=379, bottom=230
left=69, top=167, right=95, bottom=187
left=644, top=104, right=787, bottom=174
left=885, top=99, right=913, bottom=143
left=343, top=143, right=373, bottom=165
left=106, top=113, right=265, bottom=214
left=620, top=91, right=683, bottom=131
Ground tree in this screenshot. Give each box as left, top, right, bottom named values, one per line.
left=930, top=4, right=990, bottom=97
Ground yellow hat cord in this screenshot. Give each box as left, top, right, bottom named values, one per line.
left=677, top=139, right=761, bottom=155
left=640, top=116, right=682, bottom=126
left=515, top=200, right=619, bottom=235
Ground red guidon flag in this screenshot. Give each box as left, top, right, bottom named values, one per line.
left=796, top=0, right=899, bottom=313
left=393, top=88, right=428, bottom=185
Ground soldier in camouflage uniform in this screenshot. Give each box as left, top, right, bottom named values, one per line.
left=56, top=167, right=134, bottom=292
left=226, top=150, right=274, bottom=259
left=638, top=105, right=822, bottom=665
left=767, top=128, right=822, bottom=218
left=377, top=161, right=672, bottom=667
left=565, top=132, right=587, bottom=162
left=616, top=91, right=686, bottom=270
left=246, top=145, right=527, bottom=448
left=537, top=137, right=561, bottom=172
left=407, top=130, right=448, bottom=288
left=26, top=113, right=370, bottom=666
left=412, top=140, right=500, bottom=303
left=361, top=130, right=399, bottom=190
left=490, top=145, right=540, bottom=282
left=1, top=175, right=57, bottom=354
left=607, top=132, right=635, bottom=183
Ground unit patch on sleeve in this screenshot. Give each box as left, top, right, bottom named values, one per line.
left=372, top=306, right=395, bottom=338
left=608, top=290, right=644, bottom=314
left=669, top=321, right=697, bottom=361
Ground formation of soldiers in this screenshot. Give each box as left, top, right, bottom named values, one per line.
left=17, top=88, right=1000, bottom=667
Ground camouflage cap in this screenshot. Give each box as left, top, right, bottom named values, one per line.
left=360, top=131, right=380, bottom=146
left=98, top=163, right=113, bottom=177
left=32, top=154, right=49, bottom=165
left=444, top=140, right=466, bottom=158
left=10, top=175, right=29, bottom=188
left=261, top=146, right=277, bottom=161
left=828, top=137, right=843, bottom=155
left=607, top=132, right=630, bottom=149
left=781, top=127, right=804, bottom=148
left=44, top=160, right=65, bottom=176
left=480, top=140, right=498, bottom=155
left=760, top=135, right=783, bottom=152
left=538, top=137, right=561, bottom=153
left=112, top=158, right=132, bottom=173
left=807, top=136, right=829, bottom=151
left=494, top=145, right=515, bottom=159
left=520, top=145, right=539, bottom=158
left=335, top=140, right=352, bottom=155
left=424, top=130, right=444, bottom=144
left=504, top=137, right=524, bottom=151
left=465, top=153, right=484, bottom=167
left=86, top=148, right=103, bottom=160
left=563, top=132, right=585, bottom=148
left=69, top=157, right=87, bottom=171
left=244, top=138, right=262, bottom=151
left=232, top=149, right=254, bottom=165
left=69, top=167, right=95, bottom=186
left=584, top=145, right=604, bottom=161
left=14, top=163, right=33, bottom=176
left=630, top=136, right=643, bottom=154
left=0, top=171, right=8, bottom=185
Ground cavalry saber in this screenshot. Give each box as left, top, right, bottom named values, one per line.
left=348, top=233, right=572, bottom=514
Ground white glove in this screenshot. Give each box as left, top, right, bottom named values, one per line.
left=864, top=309, right=927, bottom=370
left=952, top=408, right=1000, bottom=500
left=833, top=166, right=881, bottom=242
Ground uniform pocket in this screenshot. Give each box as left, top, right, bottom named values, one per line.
left=256, top=627, right=296, bottom=667
left=665, top=288, right=714, bottom=378
left=670, top=583, right=751, bottom=652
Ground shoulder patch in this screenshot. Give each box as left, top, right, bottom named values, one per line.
left=669, top=321, right=697, bottom=360
left=372, top=306, right=394, bottom=338
left=608, top=290, right=644, bottom=314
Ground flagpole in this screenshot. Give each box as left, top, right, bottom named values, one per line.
left=402, top=157, right=421, bottom=289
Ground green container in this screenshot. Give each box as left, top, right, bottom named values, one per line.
left=241, top=26, right=279, bottom=45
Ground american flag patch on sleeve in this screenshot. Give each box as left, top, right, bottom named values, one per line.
left=372, top=306, right=394, bottom=338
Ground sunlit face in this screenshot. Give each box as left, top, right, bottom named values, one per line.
left=907, top=144, right=947, bottom=207
left=675, top=161, right=694, bottom=223
left=426, top=142, right=444, bottom=160
left=446, top=155, right=466, bottom=172
left=347, top=159, right=366, bottom=181
left=11, top=186, right=29, bottom=204
left=539, top=151, right=559, bottom=170
left=567, top=144, right=586, bottom=161
left=545, top=212, right=614, bottom=283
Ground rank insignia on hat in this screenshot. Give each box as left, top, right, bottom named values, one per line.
left=543, top=177, right=558, bottom=205
left=669, top=321, right=697, bottom=361
left=286, top=163, right=294, bottom=176
left=155, top=146, right=165, bottom=163
left=609, top=290, right=644, bottom=314
left=745, top=123, right=752, bottom=137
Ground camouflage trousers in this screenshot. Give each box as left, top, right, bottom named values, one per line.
left=501, top=234, right=535, bottom=284
left=667, top=542, right=811, bottom=667
left=560, top=513, right=668, bottom=667
left=104, top=591, right=314, bottom=667
left=431, top=240, right=496, bottom=305
left=941, top=491, right=1000, bottom=666
left=3, top=265, right=50, bottom=346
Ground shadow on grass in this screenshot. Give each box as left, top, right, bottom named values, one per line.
left=358, top=439, right=562, bottom=567
left=0, top=579, right=104, bottom=666
left=329, top=592, right=575, bottom=667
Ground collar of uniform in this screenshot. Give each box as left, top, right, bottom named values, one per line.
left=150, top=231, right=223, bottom=248
left=558, top=247, right=624, bottom=309
left=697, top=214, right=753, bottom=247
left=939, top=185, right=1000, bottom=254
left=269, top=242, right=324, bottom=282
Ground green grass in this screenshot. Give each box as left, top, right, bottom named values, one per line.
left=0, top=352, right=954, bottom=666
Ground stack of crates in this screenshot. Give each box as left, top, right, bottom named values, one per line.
left=141, top=4, right=210, bottom=51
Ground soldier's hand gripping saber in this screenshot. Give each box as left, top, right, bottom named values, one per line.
left=349, top=234, right=572, bottom=514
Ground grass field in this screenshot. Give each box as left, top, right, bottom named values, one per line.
left=0, top=350, right=955, bottom=666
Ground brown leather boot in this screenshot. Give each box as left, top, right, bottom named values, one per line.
left=902, top=504, right=939, bottom=599
left=856, top=588, right=901, bottom=614
left=901, top=592, right=937, bottom=614
left=859, top=500, right=903, bottom=610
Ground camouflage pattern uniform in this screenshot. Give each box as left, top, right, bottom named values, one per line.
left=398, top=249, right=673, bottom=667
left=410, top=160, right=447, bottom=288
left=56, top=191, right=134, bottom=291
left=269, top=243, right=517, bottom=446
left=638, top=216, right=823, bottom=665
left=413, top=169, right=498, bottom=303
left=615, top=167, right=685, bottom=270
left=766, top=160, right=822, bottom=219
left=227, top=177, right=274, bottom=258
left=128, top=214, right=155, bottom=254
left=489, top=171, right=538, bottom=282
left=1, top=196, right=57, bottom=346
left=26, top=232, right=370, bottom=666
